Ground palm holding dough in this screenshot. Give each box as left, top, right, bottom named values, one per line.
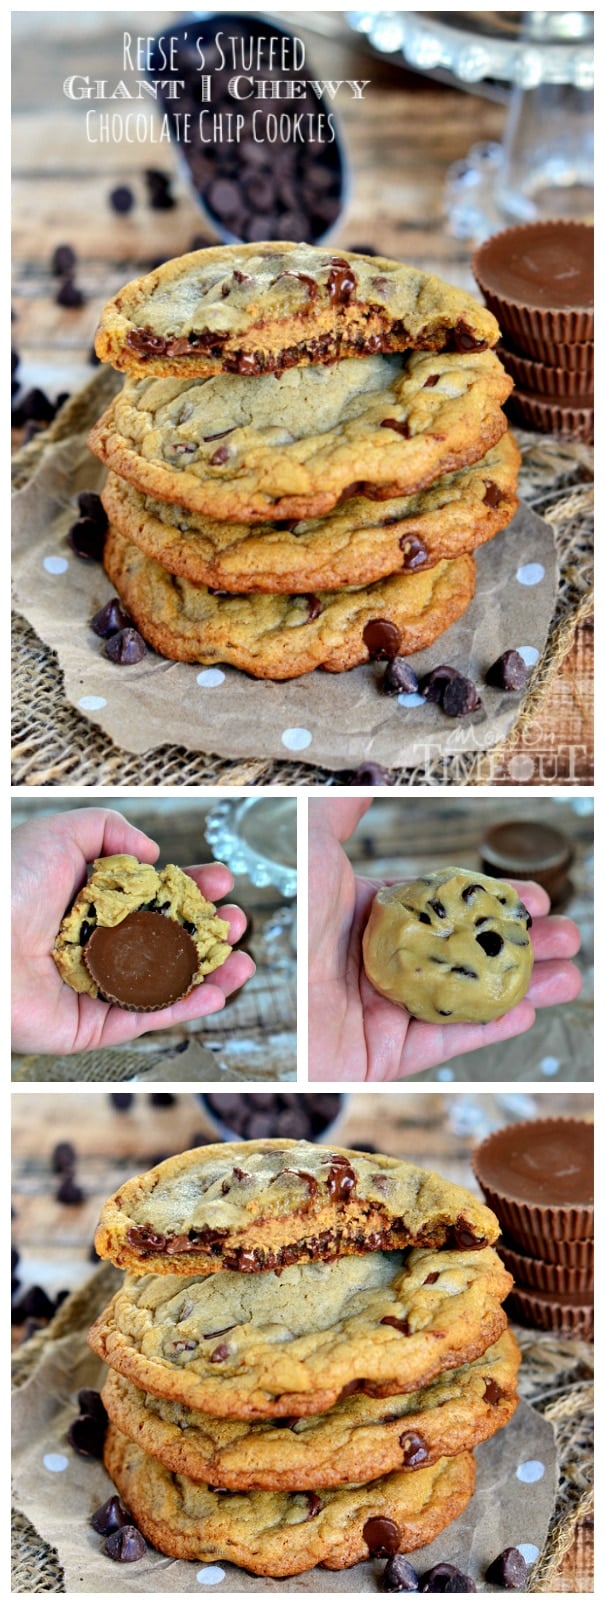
left=363, top=869, right=533, bottom=1024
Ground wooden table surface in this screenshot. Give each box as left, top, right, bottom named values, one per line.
left=337, top=794, right=593, bottom=1082
left=11, top=1088, right=593, bottom=1590
left=11, top=797, right=297, bottom=1080
left=11, top=10, right=593, bottom=786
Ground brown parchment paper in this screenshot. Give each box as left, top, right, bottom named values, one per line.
left=12, top=1276, right=556, bottom=1594
left=12, top=435, right=557, bottom=774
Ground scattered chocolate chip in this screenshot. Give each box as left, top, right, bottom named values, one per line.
left=11, top=1245, right=20, bottom=1273
left=77, top=490, right=107, bottom=529
left=91, top=597, right=133, bottom=638
left=20, top=386, right=56, bottom=423
left=381, top=1554, right=420, bottom=1591
left=56, top=1174, right=84, bottom=1205
left=363, top=1516, right=402, bottom=1556
left=350, top=763, right=393, bottom=786
left=104, top=1525, right=147, bottom=1562
left=77, top=1389, right=108, bottom=1423
left=68, top=516, right=106, bottom=561
left=104, top=628, right=147, bottom=664
left=420, top=1563, right=477, bottom=1591
left=12, top=1285, right=55, bottom=1323
left=88, top=344, right=101, bottom=367
left=52, top=1141, right=76, bottom=1172
left=475, top=930, right=504, bottom=957
left=144, top=168, right=176, bottom=209
left=441, top=676, right=481, bottom=718
left=67, top=1413, right=106, bottom=1458
left=109, top=1091, right=134, bottom=1110
left=51, top=244, right=76, bottom=276
left=420, top=665, right=462, bottom=704
left=109, top=185, right=135, bottom=214
left=382, top=658, right=419, bottom=696
left=91, top=1495, right=130, bottom=1536
left=485, top=650, right=529, bottom=692
left=485, top=1548, right=528, bottom=1589
left=149, top=1092, right=176, bottom=1107
left=54, top=1289, right=70, bottom=1312
left=56, top=278, right=85, bottom=308
left=363, top=619, right=402, bottom=660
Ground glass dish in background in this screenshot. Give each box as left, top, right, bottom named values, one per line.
left=205, top=797, right=297, bottom=969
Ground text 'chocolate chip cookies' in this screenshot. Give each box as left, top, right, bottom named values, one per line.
left=362, top=868, right=533, bottom=1023
left=87, top=241, right=519, bottom=680
left=87, top=1137, right=520, bottom=1577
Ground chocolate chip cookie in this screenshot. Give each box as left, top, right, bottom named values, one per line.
left=101, top=430, right=520, bottom=592
left=103, top=1425, right=476, bottom=1574
left=52, top=854, right=231, bottom=1006
left=94, top=242, right=500, bottom=379
left=88, top=349, right=511, bottom=522
left=102, top=527, right=475, bottom=678
left=363, top=868, right=533, bottom=1024
left=88, top=1247, right=512, bottom=1418
left=101, top=1328, right=519, bottom=1489
left=93, top=1138, right=499, bottom=1275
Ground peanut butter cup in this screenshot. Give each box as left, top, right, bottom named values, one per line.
left=480, top=819, right=573, bottom=906
left=472, top=221, right=593, bottom=354
left=472, top=1117, right=593, bottom=1262
left=499, top=1241, right=593, bottom=1296
left=507, top=389, right=593, bottom=443
left=499, top=344, right=594, bottom=400
left=507, top=1284, right=593, bottom=1340
left=83, top=910, right=199, bottom=1010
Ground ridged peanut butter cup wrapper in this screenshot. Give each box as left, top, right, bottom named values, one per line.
left=511, top=333, right=594, bottom=369
left=83, top=910, right=199, bottom=1012
left=499, top=344, right=594, bottom=399
left=472, top=1117, right=593, bottom=1264
left=507, top=1285, right=593, bottom=1341
left=499, top=1242, right=593, bottom=1296
left=507, top=390, right=593, bottom=443
left=472, top=220, right=594, bottom=352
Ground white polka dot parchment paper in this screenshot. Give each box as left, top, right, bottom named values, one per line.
left=12, top=436, right=558, bottom=772
left=12, top=1309, right=557, bottom=1593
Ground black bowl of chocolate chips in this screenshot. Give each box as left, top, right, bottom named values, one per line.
left=200, top=1091, right=346, bottom=1143
left=148, top=14, right=346, bottom=244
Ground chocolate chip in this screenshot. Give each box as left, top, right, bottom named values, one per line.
left=56, top=1175, right=84, bottom=1204
left=305, top=1491, right=322, bottom=1519
left=12, top=1285, right=55, bottom=1322
left=450, top=965, right=478, bottom=978
left=67, top=1413, right=106, bottom=1458
left=483, top=479, right=505, bottom=508
left=418, top=912, right=431, bottom=925
left=420, top=666, right=462, bottom=704
left=380, top=417, right=411, bottom=437
left=51, top=1141, right=76, bottom=1172
left=209, top=1342, right=230, bottom=1362
left=91, top=1496, right=130, bottom=1536
left=363, top=1516, right=402, bottom=1556
left=476, top=930, right=504, bottom=957
left=109, top=185, right=135, bottom=214
left=441, top=677, right=481, bottom=717
left=423, top=1271, right=439, bottom=1285
left=77, top=1388, right=108, bottom=1423
left=363, top=619, right=402, bottom=660
left=56, top=278, right=85, bottom=308
left=485, top=650, right=529, bottom=692
left=91, top=598, right=133, bottom=638
left=381, top=1555, right=420, bottom=1591
left=350, top=763, right=393, bottom=786
left=104, top=628, right=147, bottom=664
left=420, top=1564, right=477, bottom=1591
left=400, top=1430, right=429, bottom=1467
left=461, top=884, right=484, bottom=903
left=400, top=535, right=427, bottom=570
left=452, top=318, right=485, bottom=354
left=68, top=517, right=106, bottom=561
left=77, top=490, right=107, bottom=529
left=306, top=594, right=322, bottom=621
left=428, top=899, right=446, bottom=918
left=326, top=258, right=357, bottom=304
left=20, top=387, right=56, bottom=423
left=483, top=1378, right=505, bottom=1406
left=423, top=374, right=440, bottom=388
left=109, top=1092, right=134, bottom=1110
left=11, top=347, right=19, bottom=376
left=381, top=1315, right=411, bottom=1335
left=485, top=1548, right=528, bottom=1589
left=51, top=244, right=76, bottom=276
left=104, top=1525, right=147, bottom=1562
left=382, top=658, right=419, bottom=696
left=448, top=1219, right=486, bottom=1250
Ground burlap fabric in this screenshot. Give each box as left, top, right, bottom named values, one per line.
left=12, top=1267, right=593, bottom=1592
left=12, top=375, right=592, bottom=787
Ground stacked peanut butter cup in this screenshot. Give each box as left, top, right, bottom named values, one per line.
left=473, top=1117, right=594, bottom=1340
left=473, top=221, right=594, bottom=445
left=88, top=1138, right=521, bottom=1578
left=87, top=242, right=520, bottom=680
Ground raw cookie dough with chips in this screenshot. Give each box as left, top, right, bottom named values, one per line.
left=362, top=868, right=533, bottom=1024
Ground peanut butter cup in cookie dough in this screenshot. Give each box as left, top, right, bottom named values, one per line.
left=363, top=868, right=533, bottom=1024
left=93, top=1137, right=499, bottom=1275
left=52, top=854, right=231, bottom=1009
left=94, top=241, right=500, bottom=380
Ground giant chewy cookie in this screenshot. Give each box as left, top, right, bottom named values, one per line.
left=88, top=1247, right=512, bottom=1418
left=103, top=527, right=475, bottom=678
left=101, top=1329, right=519, bottom=1490
left=94, top=241, right=500, bottom=379
left=93, top=1137, right=499, bottom=1275
left=88, top=349, right=511, bottom=522
left=101, top=431, right=520, bottom=593
left=363, top=868, right=533, bottom=1024
left=103, top=1425, right=476, bottom=1575
left=52, top=854, right=231, bottom=1007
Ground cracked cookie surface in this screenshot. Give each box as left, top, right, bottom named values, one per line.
left=363, top=867, right=533, bottom=1024
left=94, top=241, right=499, bottom=379
left=52, top=854, right=231, bottom=1002
left=93, top=1137, right=499, bottom=1276
left=101, top=431, right=519, bottom=593
left=101, top=1328, right=519, bottom=1489
left=88, top=349, right=511, bottom=523
left=103, top=528, right=475, bottom=678
left=88, top=1246, right=512, bottom=1418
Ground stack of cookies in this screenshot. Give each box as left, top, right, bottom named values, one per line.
left=87, top=243, right=519, bottom=679
left=88, top=1139, right=520, bottom=1578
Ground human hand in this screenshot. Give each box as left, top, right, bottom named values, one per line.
left=12, top=808, right=255, bottom=1054
left=308, top=799, right=582, bottom=1082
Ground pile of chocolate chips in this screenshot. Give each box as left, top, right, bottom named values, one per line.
left=204, top=1091, right=342, bottom=1141
left=148, top=16, right=343, bottom=243
left=379, top=1547, right=528, bottom=1591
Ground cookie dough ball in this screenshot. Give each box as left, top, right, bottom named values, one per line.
left=52, top=854, right=232, bottom=1009
left=362, top=868, right=533, bottom=1024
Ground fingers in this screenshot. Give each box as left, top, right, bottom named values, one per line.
left=183, top=862, right=235, bottom=903
left=530, top=915, right=582, bottom=961
left=509, top=880, right=552, bottom=918
left=217, top=903, right=248, bottom=945
left=400, top=1000, right=538, bottom=1078
left=96, top=950, right=256, bottom=1048
left=526, top=958, right=583, bottom=1008
left=62, top=807, right=160, bottom=867
left=309, top=798, right=373, bottom=843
